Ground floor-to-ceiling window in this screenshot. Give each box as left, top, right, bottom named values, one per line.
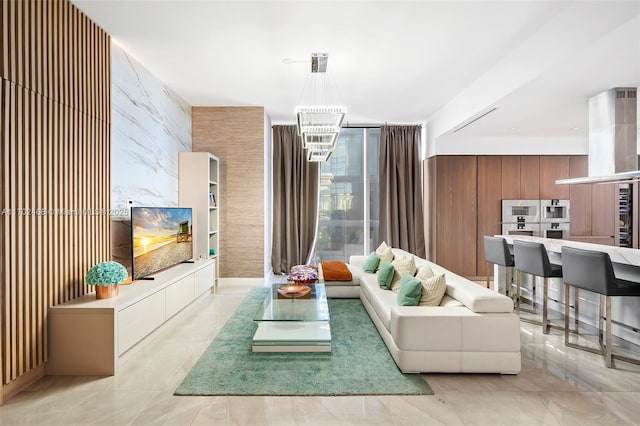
left=313, top=128, right=380, bottom=262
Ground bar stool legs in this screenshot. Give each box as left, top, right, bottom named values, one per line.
left=564, top=284, right=640, bottom=368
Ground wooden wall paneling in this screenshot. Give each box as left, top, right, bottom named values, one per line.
left=520, top=155, right=540, bottom=199
left=501, top=156, right=520, bottom=199
left=435, top=156, right=477, bottom=277
left=0, top=79, right=7, bottom=388
left=539, top=155, right=570, bottom=199
left=592, top=183, right=616, bottom=241
left=476, top=156, right=502, bottom=277
left=569, top=156, right=591, bottom=236
left=1, top=0, right=111, bottom=393
left=424, top=157, right=437, bottom=261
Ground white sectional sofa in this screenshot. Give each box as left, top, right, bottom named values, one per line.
left=344, top=248, right=521, bottom=374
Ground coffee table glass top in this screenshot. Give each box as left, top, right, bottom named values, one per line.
left=254, top=283, right=329, bottom=322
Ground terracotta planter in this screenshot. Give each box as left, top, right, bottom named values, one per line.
left=95, top=284, right=119, bottom=299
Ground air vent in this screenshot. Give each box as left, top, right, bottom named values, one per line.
left=453, top=108, right=498, bottom=133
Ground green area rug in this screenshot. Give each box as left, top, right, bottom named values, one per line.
left=175, top=288, right=433, bottom=396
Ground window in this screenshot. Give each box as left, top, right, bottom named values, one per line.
left=313, top=128, right=380, bottom=262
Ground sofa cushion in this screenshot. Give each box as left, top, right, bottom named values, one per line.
left=418, top=273, right=446, bottom=306
left=376, top=242, right=394, bottom=263
left=377, top=260, right=394, bottom=290
left=397, top=273, right=422, bottom=306
left=390, top=255, right=417, bottom=292
left=439, top=294, right=464, bottom=307
left=360, top=275, right=395, bottom=331
left=432, top=266, right=514, bottom=313
left=363, top=252, right=380, bottom=273
left=415, top=265, right=434, bottom=280
left=321, top=263, right=361, bottom=287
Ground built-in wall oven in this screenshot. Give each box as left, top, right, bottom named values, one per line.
left=501, top=200, right=540, bottom=223
left=541, top=199, right=570, bottom=222
left=540, top=199, right=570, bottom=239
left=501, top=200, right=541, bottom=237
left=501, top=222, right=541, bottom=237
left=540, top=222, right=570, bottom=239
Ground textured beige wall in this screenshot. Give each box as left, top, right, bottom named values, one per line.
left=192, top=107, right=265, bottom=278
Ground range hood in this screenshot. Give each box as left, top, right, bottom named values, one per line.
left=556, top=87, right=638, bottom=185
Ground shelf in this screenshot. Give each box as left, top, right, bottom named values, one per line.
left=209, top=230, right=217, bottom=235
left=209, top=181, right=217, bottom=185
left=209, top=206, right=218, bottom=210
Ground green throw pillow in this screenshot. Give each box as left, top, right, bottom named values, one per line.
left=397, top=273, right=423, bottom=306
left=377, top=260, right=394, bottom=290
left=363, top=252, right=380, bottom=273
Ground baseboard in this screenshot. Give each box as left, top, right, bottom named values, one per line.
left=1, top=363, right=45, bottom=405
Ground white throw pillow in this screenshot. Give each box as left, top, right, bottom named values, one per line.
left=390, top=255, right=417, bottom=292
left=415, top=265, right=435, bottom=281
left=376, top=242, right=394, bottom=263
left=418, top=273, right=447, bottom=306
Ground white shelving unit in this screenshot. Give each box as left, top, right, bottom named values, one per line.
left=179, top=152, right=219, bottom=284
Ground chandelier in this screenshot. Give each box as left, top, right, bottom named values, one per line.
left=295, top=53, right=346, bottom=162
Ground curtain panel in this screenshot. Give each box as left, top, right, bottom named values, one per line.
left=379, top=125, right=426, bottom=258
left=271, top=125, right=320, bottom=273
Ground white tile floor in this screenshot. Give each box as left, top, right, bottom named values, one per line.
left=2, top=281, right=640, bottom=425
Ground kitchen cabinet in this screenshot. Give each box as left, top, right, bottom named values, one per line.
left=568, top=155, right=615, bottom=244
left=501, top=156, right=521, bottom=199
left=476, top=156, right=502, bottom=277
left=520, top=156, right=540, bottom=199
left=425, top=154, right=619, bottom=279
left=569, top=156, right=591, bottom=236
left=539, top=155, right=570, bottom=199
left=431, top=156, right=478, bottom=277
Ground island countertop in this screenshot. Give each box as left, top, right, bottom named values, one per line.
left=498, top=235, right=640, bottom=281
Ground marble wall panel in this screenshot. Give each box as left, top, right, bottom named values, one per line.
left=110, top=43, right=192, bottom=265
left=111, top=43, right=192, bottom=213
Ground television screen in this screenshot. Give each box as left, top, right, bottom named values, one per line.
left=131, top=207, right=193, bottom=280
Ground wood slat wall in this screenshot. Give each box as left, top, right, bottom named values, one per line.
left=1, top=0, right=111, bottom=393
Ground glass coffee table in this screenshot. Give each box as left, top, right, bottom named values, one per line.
left=252, top=283, right=331, bottom=352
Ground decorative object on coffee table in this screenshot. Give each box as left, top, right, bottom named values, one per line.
left=287, top=265, right=318, bottom=284
left=277, top=284, right=312, bottom=299
left=85, top=261, right=128, bottom=299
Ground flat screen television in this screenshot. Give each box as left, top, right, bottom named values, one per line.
left=131, top=207, right=193, bottom=280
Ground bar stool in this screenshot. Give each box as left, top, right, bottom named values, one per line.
left=483, top=236, right=515, bottom=295
left=561, top=246, right=640, bottom=368
left=513, top=240, right=563, bottom=334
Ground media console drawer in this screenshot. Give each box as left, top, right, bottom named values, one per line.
left=46, top=260, right=214, bottom=376
left=118, top=289, right=165, bottom=355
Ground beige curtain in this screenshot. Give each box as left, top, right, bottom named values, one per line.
left=379, top=125, right=426, bottom=258
left=271, top=125, right=320, bottom=273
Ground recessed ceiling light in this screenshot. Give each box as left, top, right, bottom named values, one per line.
left=570, top=127, right=580, bottom=131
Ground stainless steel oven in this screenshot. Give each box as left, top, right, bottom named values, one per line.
left=502, top=200, right=540, bottom=223
left=541, top=199, right=570, bottom=222
left=501, top=222, right=541, bottom=237
left=540, top=222, right=569, bottom=239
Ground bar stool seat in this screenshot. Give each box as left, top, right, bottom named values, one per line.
left=483, top=236, right=515, bottom=294
left=513, top=240, right=563, bottom=334
left=562, top=246, right=640, bottom=368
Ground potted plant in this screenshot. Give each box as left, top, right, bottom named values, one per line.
left=85, top=261, right=128, bottom=299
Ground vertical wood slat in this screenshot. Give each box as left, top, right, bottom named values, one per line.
left=1, top=0, right=111, bottom=387
left=1, top=79, right=9, bottom=387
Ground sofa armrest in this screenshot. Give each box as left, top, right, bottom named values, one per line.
left=349, top=255, right=368, bottom=267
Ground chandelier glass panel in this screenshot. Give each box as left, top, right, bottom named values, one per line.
left=295, top=53, right=346, bottom=162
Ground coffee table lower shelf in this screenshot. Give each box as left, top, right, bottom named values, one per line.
left=252, top=322, right=332, bottom=353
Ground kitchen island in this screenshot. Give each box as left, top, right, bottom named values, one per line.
left=494, top=235, right=640, bottom=346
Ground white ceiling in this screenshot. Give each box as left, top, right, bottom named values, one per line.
left=71, top=0, right=640, bottom=140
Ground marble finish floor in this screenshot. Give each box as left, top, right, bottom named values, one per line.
left=2, top=281, right=640, bottom=425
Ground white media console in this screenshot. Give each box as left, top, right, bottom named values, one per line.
left=46, top=259, right=215, bottom=375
